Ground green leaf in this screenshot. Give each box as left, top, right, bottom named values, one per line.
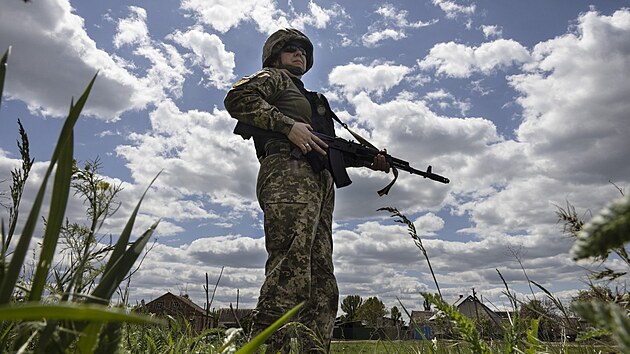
left=235, top=302, right=303, bottom=354
left=29, top=130, right=74, bottom=301
left=77, top=322, right=104, bottom=354
left=525, top=319, right=540, bottom=354
left=0, top=303, right=164, bottom=324
left=0, top=73, right=98, bottom=304
left=96, top=171, right=161, bottom=301
left=89, top=219, right=159, bottom=304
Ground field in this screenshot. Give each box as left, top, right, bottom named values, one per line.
left=329, top=340, right=620, bottom=354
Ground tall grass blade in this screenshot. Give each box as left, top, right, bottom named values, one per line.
left=530, top=280, right=570, bottom=323
left=96, top=171, right=161, bottom=299
left=0, top=46, right=9, bottom=108
left=234, top=302, right=303, bottom=354
left=94, top=322, right=123, bottom=354
left=525, top=319, right=541, bottom=354
left=88, top=209, right=160, bottom=302
left=0, top=74, right=98, bottom=303
left=29, top=130, right=74, bottom=301
left=0, top=302, right=164, bottom=324
left=89, top=218, right=160, bottom=304
left=378, top=207, right=442, bottom=299
left=496, top=269, right=521, bottom=354
left=77, top=321, right=104, bottom=354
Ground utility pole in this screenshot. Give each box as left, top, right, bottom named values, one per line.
left=472, top=288, right=480, bottom=322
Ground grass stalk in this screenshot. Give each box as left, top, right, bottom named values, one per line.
left=378, top=207, right=442, bottom=300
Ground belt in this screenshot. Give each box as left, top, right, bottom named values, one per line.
left=265, top=143, right=292, bottom=156
left=263, top=142, right=327, bottom=174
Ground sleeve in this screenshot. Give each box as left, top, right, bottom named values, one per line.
left=223, top=69, right=295, bottom=136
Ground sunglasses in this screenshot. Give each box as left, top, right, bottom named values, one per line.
left=281, top=44, right=307, bottom=56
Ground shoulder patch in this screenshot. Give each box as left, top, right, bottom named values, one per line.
left=232, top=70, right=273, bottom=88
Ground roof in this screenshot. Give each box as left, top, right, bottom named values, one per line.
left=145, top=292, right=207, bottom=314
left=218, top=308, right=254, bottom=323
left=410, top=310, right=434, bottom=322
left=430, top=295, right=501, bottom=325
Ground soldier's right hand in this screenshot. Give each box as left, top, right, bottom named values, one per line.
left=288, top=122, right=328, bottom=156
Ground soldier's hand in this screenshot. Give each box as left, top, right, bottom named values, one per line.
left=287, top=122, right=328, bottom=156
left=371, top=150, right=390, bottom=173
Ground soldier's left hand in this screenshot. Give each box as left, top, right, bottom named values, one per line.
left=371, top=150, right=390, bottom=172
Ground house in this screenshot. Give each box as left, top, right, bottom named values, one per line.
left=446, top=294, right=502, bottom=326
left=332, top=316, right=406, bottom=340
left=410, top=310, right=434, bottom=324
left=422, top=294, right=503, bottom=339
left=217, top=308, right=254, bottom=328
left=409, top=310, right=435, bottom=340
left=141, top=292, right=213, bottom=331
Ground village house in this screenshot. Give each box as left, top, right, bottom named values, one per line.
left=140, top=292, right=212, bottom=332
left=443, top=294, right=502, bottom=326
left=217, top=308, right=254, bottom=329
left=409, top=310, right=434, bottom=339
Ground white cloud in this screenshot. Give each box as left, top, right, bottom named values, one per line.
left=169, top=27, right=236, bottom=90
left=481, top=24, right=503, bottom=39
left=328, top=62, right=412, bottom=96
left=115, top=99, right=261, bottom=220
left=180, top=0, right=264, bottom=33
left=0, top=0, right=155, bottom=120
left=361, top=4, right=437, bottom=47
left=424, top=89, right=471, bottom=115
left=362, top=29, right=407, bottom=47
left=181, top=0, right=344, bottom=35
left=113, top=8, right=190, bottom=101
left=113, top=6, right=149, bottom=47
left=432, top=0, right=476, bottom=19
left=511, top=9, right=630, bottom=183
left=291, top=1, right=341, bottom=29
left=419, top=39, right=531, bottom=78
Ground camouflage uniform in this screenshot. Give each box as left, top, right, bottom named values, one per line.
left=224, top=29, right=339, bottom=353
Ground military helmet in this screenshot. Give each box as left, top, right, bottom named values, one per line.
left=262, top=28, right=314, bottom=74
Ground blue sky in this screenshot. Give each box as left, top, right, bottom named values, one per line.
left=1, top=0, right=630, bottom=317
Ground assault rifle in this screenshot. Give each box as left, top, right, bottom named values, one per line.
left=234, top=122, right=449, bottom=195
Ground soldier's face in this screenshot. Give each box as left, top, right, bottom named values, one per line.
left=278, top=49, right=307, bottom=73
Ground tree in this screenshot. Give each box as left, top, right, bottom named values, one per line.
left=390, top=305, right=403, bottom=339
left=356, top=296, right=387, bottom=328
left=423, top=297, right=432, bottom=311
left=340, top=295, right=363, bottom=322
left=390, top=305, right=402, bottom=323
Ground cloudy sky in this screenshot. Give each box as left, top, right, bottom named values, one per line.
left=1, top=0, right=629, bottom=318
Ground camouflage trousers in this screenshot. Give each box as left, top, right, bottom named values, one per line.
left=251, top=151, right=338, bottom=353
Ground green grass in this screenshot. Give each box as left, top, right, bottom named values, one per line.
left=329, top=340, right=620, bottom=354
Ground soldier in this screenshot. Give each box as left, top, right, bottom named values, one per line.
left=224, top=28, right=389, bottom=353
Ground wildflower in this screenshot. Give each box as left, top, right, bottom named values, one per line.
left=221, top=328, right=243, bottom=354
